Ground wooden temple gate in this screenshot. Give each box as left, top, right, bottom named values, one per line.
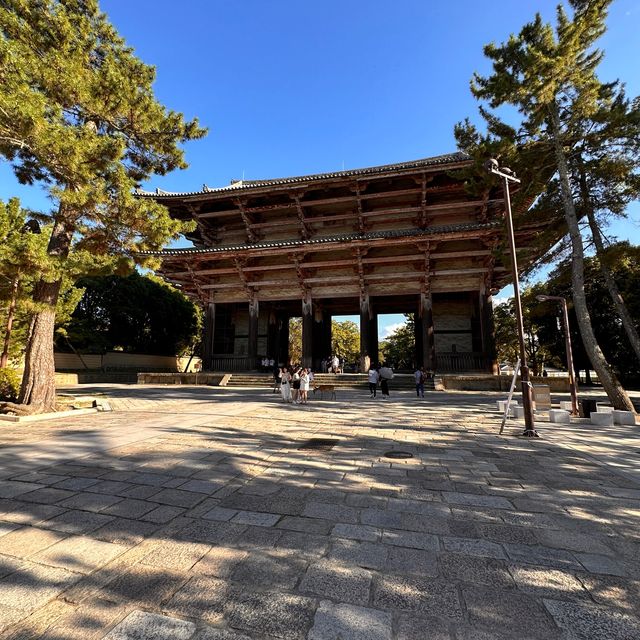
left=138, top=153, right=550, bottom=374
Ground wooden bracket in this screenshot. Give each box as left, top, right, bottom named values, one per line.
left=291, top=194, right=311, bottom=240
left=235, top=200, right=258, bottom=243
left=233, top=257, right=256, bottom=301
left=290, top=253, right=309, bottom=299
left=350, top=182, right=367, bottom=233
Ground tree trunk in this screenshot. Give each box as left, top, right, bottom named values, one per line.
left=18, top=211, right=73, bottom=412
left=18, top=281, right=60, bottom=411
left=549, top=105, right=635, bottom=412
left=579, top=169, right=640, bottom=365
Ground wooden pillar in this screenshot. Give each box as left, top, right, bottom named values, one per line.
left=480, top=291, right=498, bottom=374
left=302, top=293, right=313, bottom=368
left=323, top=311, right=332, bottom=363
left=201, top=302, right=215, bottom=371
left=276, top=313, right=289, bottom=365
left=267, top=306, right=278, bottom=360
left=368, top=312, right=379, bottom=366
left=248, top=297, right=259, bottom=369
left=420, top=292, right=435, bottom=371
left=312, top=305, right=331, bottom=371
left=359, top=293, right=371, bottom=372
left=414, top=311, right=423, bottom=368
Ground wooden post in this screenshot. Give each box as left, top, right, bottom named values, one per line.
left=201, top=302, right=215, bottom=371
left=302, top=293, right=313, bottom=368
left=248, top=296, right=259, bottom=369
left=420, top=292, right=435, bottom=371
left=267, top=306, right=278, bottom=362
left=359, top=292, right=371, bottom=373
left=312, top=305, right=331, bottom=371
left=276, top=313, right=289, bottom=365
left=414, top=311, right=423, bottom=368
left=369, top=311, right=379, bottom=366
left=480, top=291, right=498, bottom=374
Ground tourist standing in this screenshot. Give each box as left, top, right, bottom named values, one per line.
left=368, top=365, right=379, bottom=398
left=292, top=368, right=301, bottom=404
left=415, top=367, right=425, bottom=398
left=331, top=354, right=339, bottom=374
left=279, top=367, right=292, bottom=402
left=379, top=364, right=393, bottom=399
left=300, top=368, right=310, bottom=404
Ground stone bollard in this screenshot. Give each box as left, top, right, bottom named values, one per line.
left=596, top=404, right=614, bottom=413
left=612, top=410, right=636, bottom=426
left=513, top=406, right=525, bottom=419
left=549, top=409, right=571, bottom=424
left=497, top=400, right=518, bottom=413
left=591, top=412, right=614, bottom=426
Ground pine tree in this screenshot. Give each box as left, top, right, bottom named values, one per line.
left=464, top=0, right=636, bottom=412
left=0, top=1, right=206, bottom=411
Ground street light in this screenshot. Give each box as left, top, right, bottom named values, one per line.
left=484, top=159, right=538, bottom=437
left=536, top=294, right=578, bottom=416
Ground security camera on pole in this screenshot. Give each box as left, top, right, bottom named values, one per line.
left=484, top=159, right=538, bottom=437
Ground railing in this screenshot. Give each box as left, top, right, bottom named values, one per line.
left=208, top=355, right=257, bottom=372
left=435, top=352, right=491, bottom=373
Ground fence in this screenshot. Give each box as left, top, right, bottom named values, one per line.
left=435, top=352, right=491, bottom=373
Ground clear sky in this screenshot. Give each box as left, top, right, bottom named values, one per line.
left=1, top=0, right=639, bottom=338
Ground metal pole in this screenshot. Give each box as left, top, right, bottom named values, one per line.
left=502, top=175, right=537, bottom=436
left=560, top=298, right=579, bottom=415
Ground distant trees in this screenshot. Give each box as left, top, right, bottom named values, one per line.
left=494, top=243, right=640, bottom=387
left=331, top=320, right=360, bottom=365
left=379, top=315, right=415, bottom=369
left=287, top=317, right=360, bottom=367
left=60, top=273, right=201, bottom=356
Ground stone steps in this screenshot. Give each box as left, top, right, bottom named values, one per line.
left=224, top=372, right=436, bottom=390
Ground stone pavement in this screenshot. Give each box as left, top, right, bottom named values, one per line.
left=0, top=385, right=639, bottom=639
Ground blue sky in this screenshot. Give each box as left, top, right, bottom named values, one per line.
left=1, top=0, right=639, bottom=338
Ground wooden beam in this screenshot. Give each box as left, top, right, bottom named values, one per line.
left=196, top=266, right=506, bottom=290
left=166, top=250, right=500, bottom=278
left=195, top=185, right=471, bottom=219
left=159, top=228, right=502, bottom=267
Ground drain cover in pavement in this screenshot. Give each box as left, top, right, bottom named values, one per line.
left=298, top=438, right=339, bottom=451
left=384, top=451, right=414, bottom=459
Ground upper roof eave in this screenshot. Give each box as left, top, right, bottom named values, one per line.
left=137, top=221, right=501, bottom=258
left=135, top=152, right=472, bottom=200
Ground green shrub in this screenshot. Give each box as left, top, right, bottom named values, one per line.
left=0, top=368, right=21, bottom=402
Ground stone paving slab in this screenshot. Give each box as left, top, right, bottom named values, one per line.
left=0, top=385, right=639, bottom=639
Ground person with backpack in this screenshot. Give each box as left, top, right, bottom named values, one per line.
left=379, top=364, right=394, bottom=399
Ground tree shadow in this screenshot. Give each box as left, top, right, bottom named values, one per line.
left=0, top=388, right=639, bottom=639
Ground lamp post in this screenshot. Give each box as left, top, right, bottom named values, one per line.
left=536, top=294, right=578, bottom=415
left=484, top=159, right=538, bottom=437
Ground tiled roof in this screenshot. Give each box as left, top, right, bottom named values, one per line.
left=135, top=152, right=470, bottom=198
left=140, top=221, right=500, bottom=257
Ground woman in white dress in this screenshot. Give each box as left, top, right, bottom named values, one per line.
left=279, top=367, right=292, bottom=402
left=299, top=368, right=310, bottom=404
